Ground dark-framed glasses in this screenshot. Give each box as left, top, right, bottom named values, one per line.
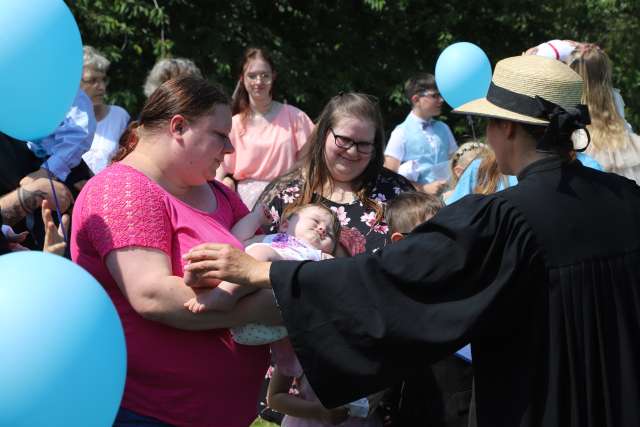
left=329, top=128, right=375, bottom=155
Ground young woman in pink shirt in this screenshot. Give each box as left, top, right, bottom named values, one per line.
left=217, top=47, right=314, bottom=209
left=71, top=76, right=279, bottom=427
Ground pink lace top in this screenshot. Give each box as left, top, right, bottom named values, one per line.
left=71, top=163, right=269, bottom=427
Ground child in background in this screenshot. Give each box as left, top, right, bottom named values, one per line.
left=442, top=141, right=490, bottom=202
left=184, top=203, right=339, bottom=345
left=383, top=73, right=457, bottom=195
left=385, top=191, right=474, bottom=427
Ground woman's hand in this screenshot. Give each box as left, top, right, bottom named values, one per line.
left=183, top=243, right=273, bottom=288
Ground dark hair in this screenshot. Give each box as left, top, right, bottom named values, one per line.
left=114, top=76, right=228, bottom=161
left=386, top=191, right=443, bottom=233
left=489, top=118, right=574, bottom=159
left=293, top=93, right=386, bottom=221
left=404, top=73, right=437, bottom=102
left=281, top=203, right=342, bottom=253
left=231, top=47, right=276, bottom=116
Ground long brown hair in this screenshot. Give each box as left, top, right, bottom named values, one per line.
left=114, top=76, right=228, bottom=161
left=231, top=47, right=276, bottom=117
left=569, top=44, right=631, bottom=151
left=293, top=93, right=386, bottom=220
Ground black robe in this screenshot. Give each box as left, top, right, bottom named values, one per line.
left=270, top=157, right=640, bottom=427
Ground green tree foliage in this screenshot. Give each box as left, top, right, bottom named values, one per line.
left=67, top=0, right=640, bottom=140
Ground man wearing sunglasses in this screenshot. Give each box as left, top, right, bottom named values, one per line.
left=384, top=73, right=458, bottom=195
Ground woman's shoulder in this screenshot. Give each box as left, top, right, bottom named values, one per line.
left=280, top=103, right=307, bottom=117
left=81, top=163, right=166, bottom=209
left=280, top=103, right=313, bottom=124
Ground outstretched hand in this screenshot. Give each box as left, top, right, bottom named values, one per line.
left=41, top=199, right=70, bottom=256
left=183, top=243, right=273, bottom=288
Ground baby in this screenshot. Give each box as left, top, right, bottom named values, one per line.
left=184, top=202, right=340, bottom=345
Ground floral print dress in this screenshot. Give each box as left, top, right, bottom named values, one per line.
left=257, top=168, right=414, bottom=255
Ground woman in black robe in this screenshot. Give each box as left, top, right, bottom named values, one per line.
left=184, top=55, right=640, bottom=427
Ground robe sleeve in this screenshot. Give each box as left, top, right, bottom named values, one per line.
left=270, top=193, right=542, bottom=408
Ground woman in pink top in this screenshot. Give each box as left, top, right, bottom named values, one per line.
left=217, top=47, right=314, bottom=209
left=71, top=76, right=279, bottom=427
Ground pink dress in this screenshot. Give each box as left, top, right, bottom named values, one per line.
left=271, top=339, right=382, bottom=427
left=71, top=163, right=269, bottom=427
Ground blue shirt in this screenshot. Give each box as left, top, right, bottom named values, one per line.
left=385, top=112, right=457, bottom=184
left=27, top=89, right=96, bottom=181
left=445, top=153, right=603, bottom=205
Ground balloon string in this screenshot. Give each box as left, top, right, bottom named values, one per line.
left=466, top=115, right=477, bottom=140
left=43, top=161, right=69, bottom=245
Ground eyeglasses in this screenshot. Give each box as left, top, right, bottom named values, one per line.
left=419, top=91, right=442, bottom=100
left=245, top=72, right=273, bottom=83
left=329, top=128, right=375, bottom=155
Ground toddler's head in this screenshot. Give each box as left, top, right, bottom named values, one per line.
left=279, top=203, right=341, bottom=254
left=450, top=141, right=490, bottom=188
left=386, top=192, right=443, bottom=242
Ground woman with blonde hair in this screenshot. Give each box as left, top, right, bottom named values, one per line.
left=569, top=44, right=640, bottom=182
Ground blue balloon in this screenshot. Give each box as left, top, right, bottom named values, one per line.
left=435, top=42, right=492, bottom=109
left=0, top=1, right=83, bottom=140
left=0, top=252, right=126, bottom=427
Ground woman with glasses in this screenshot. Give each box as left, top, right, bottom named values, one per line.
left=216, top=47, right=314, bottom=209
left=80, top=46, right=130, bottom=175
left=256, top=92, right=414, bottom=255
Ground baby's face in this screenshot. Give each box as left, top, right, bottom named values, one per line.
left=287, top=206, right=337, bottom=253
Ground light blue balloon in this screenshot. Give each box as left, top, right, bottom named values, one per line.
left=0, top=252, right=126, bottom=427
left=0, top=0, right=83, bottom=140
left=435, top=42, right=492, bottom=109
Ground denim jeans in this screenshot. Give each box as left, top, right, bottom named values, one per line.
left=113, top=407, right=175, bottom=427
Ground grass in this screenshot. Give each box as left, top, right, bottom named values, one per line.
left=250, top=417, right=279, bottom=427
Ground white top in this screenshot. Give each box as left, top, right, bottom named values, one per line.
left=82, top=105, right=130, bottom=174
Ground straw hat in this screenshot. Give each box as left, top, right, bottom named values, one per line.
left=454, top=55, right=584, bottom=125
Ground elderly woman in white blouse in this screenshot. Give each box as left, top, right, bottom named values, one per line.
left=80, top=46, right=130, bottom=175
